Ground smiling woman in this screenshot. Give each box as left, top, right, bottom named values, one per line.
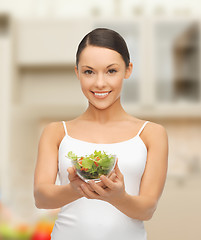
left=75, top=45, right=133, bottom=110
left=33, top=28, right=168, bottom=240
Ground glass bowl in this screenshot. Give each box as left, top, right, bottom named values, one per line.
left=66, top=151, right=117, bottom=183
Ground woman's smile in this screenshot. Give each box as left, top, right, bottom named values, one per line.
left=91, top=90, right=112, bottom=99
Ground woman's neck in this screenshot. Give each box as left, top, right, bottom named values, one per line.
left=80, top=98, right=130, bottom=124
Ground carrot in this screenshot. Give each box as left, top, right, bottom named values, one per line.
left=94, top=161, right=99, bottom=167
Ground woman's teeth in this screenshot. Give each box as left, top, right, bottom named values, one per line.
left=94, top=92, right=109, bottom=96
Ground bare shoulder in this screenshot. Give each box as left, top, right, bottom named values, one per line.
left=40, top=121, right=65, bottom=148
left=43, top=121, right=63, bottom=132
left=128, top=115, right=168, bottom=148
left=128, top=116, right=167, bottom=136
left=143, top=121, right=168, bottom=149
left=146, top=121, right=168, bottom=136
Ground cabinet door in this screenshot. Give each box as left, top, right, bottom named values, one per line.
left=16, top=19, right=92, bottom=65
left=153, top=19, right=200, bottom=105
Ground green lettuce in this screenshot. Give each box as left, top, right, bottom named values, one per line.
left=66, top=150, right=116, bottom=180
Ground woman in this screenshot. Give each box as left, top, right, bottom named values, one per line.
left=34, top=28, right=168, bottom=240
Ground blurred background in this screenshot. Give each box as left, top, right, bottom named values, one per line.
left=0, top=0, right=201, bottom=239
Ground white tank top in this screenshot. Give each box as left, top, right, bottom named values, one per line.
left=51, top=120, right=149, bottom=240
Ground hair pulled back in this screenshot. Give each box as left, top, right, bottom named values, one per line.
left=76, top=28, right=130, bottom=68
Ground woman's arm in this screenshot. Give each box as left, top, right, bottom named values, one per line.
left=114, top=123, right=168, bottom=220
left=33, top=122, right=83, bottom=209
left=79, top=123, right=168, bottom=221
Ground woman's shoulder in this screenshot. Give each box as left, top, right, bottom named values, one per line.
left=128, top=116, right=168, bottom=147
left=41, top=121, right=66, bottom=148
left=145, top=120, right=167, bottom=138
left=129, top=116, right=167, bottom=134
left=42, top=121, right=64, bottom=133
left=139, top=119, right=168, bottom=149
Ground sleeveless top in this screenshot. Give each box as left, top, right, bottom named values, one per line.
left=51, top=120, right=149, bottom=240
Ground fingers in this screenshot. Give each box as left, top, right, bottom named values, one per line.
left=96, top=171, right=116, bottom=189
left=67, top=167, right=71, bottom=174
left=67, top=166, right=76, bottom=174
left=80, top=183, right=100, bottom=199
left=86, top=173, right=117, bottom=198
left=81, top=176, right=116, bottom=199
left=109, top=172, right=117, bottom=182
left=88, top=180, right=108, bottom=196
left=96, top=181, right=107, bottom=189
left=99, top=174, right=116, bottom=190
left=86, top=182, right=94, bottom=191
left=107, top=169, right=115, bottom=178
left=67, top=167, right=75, bottom=181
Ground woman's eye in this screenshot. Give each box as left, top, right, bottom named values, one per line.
left=84, top=70, right=93, bottom=75
left=108, top=69, right=117, bottom=74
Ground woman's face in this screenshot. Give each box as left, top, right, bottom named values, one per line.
left=75, top=45, right=133, bottom=110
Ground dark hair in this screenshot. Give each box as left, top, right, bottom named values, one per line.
left=76, top=28, right=130, bottom=68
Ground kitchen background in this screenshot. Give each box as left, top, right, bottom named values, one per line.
left=0, top=0, right=201, bottom=239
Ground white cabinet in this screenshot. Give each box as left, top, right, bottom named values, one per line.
left=14, top=18, right=94, bottom=117
left=16, top=19, right=93, bottom=66
left=153, top=18, right=201, bottom=104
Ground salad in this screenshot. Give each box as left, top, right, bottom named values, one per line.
left=66, top=150, right=116, bottom=182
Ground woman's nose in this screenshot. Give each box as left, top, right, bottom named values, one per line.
left=95, top=73, right=106, bottom=89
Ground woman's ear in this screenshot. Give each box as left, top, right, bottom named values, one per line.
left=124, top=62, right=133, bottom=79
left=75, top=66, right=79, bottom=79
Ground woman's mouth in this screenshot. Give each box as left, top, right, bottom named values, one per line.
left=91, top=91, right=112, bottom=99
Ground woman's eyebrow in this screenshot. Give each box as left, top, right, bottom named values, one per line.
left=81, top=63, right=119, bottom=69
left=106, top=63, right=119, bottom=68
left=81, top=65, right=94, bottom=69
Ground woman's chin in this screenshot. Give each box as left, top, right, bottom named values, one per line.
left=88, top=99, right=120, bottom=111
left=89, top=102, right=111, bottom=110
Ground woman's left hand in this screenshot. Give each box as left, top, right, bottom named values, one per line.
left=79, top=159, right=126, bottom=204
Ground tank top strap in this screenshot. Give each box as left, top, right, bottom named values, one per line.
left=137, top=121, right=150, bottom=136
left=62, top=121, right=68, bottom=136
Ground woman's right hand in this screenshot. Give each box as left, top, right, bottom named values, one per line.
left=67, top=167, right=117, bottom=197
left=67, top=166, right=88, bottom=197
